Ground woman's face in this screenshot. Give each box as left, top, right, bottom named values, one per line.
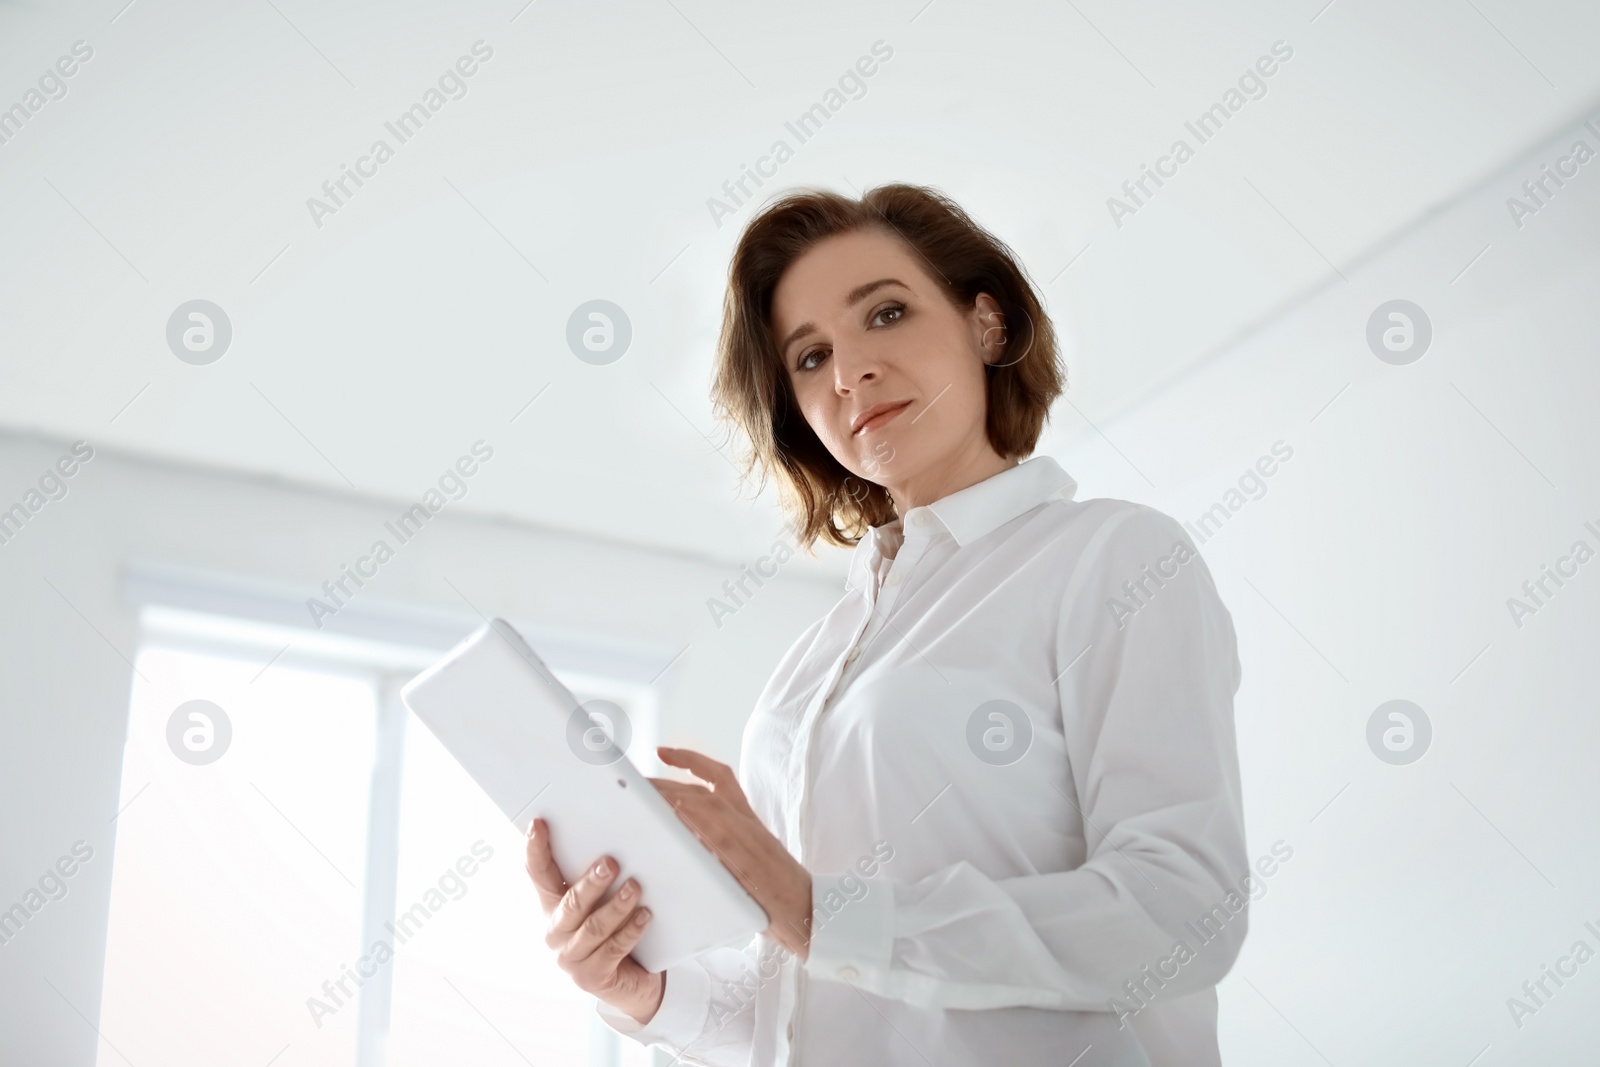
left=770, top=227, right=1008, bottom=510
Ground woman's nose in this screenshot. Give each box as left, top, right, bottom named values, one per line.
left=831, top=344, right=880, bottom=392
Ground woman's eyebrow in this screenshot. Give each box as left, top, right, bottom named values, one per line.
left=777, top=277, right=910, bottom=358
left=845, top=277, right=908, bottom=306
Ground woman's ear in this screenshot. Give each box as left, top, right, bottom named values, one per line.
left=971, top=292, right=1007, bottom=364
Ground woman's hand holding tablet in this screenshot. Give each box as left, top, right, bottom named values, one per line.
left=525, top=817, right=665, bottom=1026
left=522, top=742, right=816, bottom=1028
left=400, top=619, right=771, bottom=980
left=650, top=747, right=814, bottom=960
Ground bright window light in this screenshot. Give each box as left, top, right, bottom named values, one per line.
left=100, top=644, right=377, bottom=1067
left=100, top=616, right=658, bottom=1067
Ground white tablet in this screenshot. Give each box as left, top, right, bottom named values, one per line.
left=400, top=618, right=768, bottom=972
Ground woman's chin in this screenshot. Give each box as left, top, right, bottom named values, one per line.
left=855, top=445, right=909, bottom=484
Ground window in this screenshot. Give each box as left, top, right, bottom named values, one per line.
left=99, top=603, right=660, bottom=1067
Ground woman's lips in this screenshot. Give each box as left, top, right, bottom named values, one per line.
left=853, top=400, right=912, bottom=436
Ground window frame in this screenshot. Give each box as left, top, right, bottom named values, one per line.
left=118, top=568, right=665, bottom=1067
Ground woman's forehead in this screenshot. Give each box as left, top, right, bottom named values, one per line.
left=772, top=231, right=932, bottom=326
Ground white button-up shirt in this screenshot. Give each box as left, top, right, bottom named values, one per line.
left=599, top=455, right=1247, bottom=1066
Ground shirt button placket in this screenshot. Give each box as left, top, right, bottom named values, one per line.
left=793, top=590, right=875, bottom=852
left=789, top=535, right=897, bottom=1064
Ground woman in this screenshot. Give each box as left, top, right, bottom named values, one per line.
left=525, top=184, right=1247, bottom=1066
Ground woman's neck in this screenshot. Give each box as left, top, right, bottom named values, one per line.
left=887, top=445, right=1019, bottom=517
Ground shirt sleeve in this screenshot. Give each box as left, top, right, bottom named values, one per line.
left=593, top=938, right=773, bottom=1065
left=803, top=504, right=1249, bottom=1014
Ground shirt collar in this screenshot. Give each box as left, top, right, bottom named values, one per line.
left=919, top=455, right=1078, bottom=546
left=845, top=455, right=1078, bottom=589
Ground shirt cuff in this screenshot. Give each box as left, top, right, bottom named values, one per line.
left=803, top=869, right=896, bottom=987
left=593, top=960, right=711, bottom=1048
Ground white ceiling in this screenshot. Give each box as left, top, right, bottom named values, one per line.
left=2, top=0, right=1597, bottom=577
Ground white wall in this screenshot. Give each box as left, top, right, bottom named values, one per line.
left=1052, top=107, right=1600, bottom=1062
left=0, top=436, right=843, bottom=1066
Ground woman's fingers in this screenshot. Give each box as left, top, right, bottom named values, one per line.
left=656, top=746, right=730, bottom=786
left=648, top=776, right=745, bottom=858
left=649, top=779, right=723, bottom=836
left=649, top=780, right=717, bottom=836
left=657, top=747, right=756, bottom=819
left=524, top=819, right=568, bottom=913
left=545, top=855, right=618, bottom=947
left=648, top=778, right=707, bottom=803
left=565, top=900, right=655, bottom=996
left=563, top=875, right=647, bottom=966
left=588, top=900, right=654, bottom=975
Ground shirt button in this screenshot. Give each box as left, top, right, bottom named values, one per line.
left=787, top=1022, right=795, bottom=1041
left=845, top=646, right=861, bottom=665
left=885, top=571, right=903, bottom=587
left=911, top=512, right=932, bottom=528
left=837, top=965, right=860, bottom=981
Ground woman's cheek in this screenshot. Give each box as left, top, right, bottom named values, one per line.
left=794, top=398, right=833, bottom=451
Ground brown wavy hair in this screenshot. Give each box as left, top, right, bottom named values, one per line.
left=710, top=182, right=1065, bottom=551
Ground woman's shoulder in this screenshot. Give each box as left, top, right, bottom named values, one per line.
left=1039, top=495, right=1232, bottom=627
left=1027, top=493, right=1198, bottom=564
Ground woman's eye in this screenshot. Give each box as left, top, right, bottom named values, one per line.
left=872, top=303, right=905, bottom=327
left=797, top=347, right=828, bottom=371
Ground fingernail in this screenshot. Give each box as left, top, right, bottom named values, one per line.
left=595, top=859, right=610, bottom=876
left=635, top=909, right=651, bottom=926
left=620, top=880, right=637, bottom=899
